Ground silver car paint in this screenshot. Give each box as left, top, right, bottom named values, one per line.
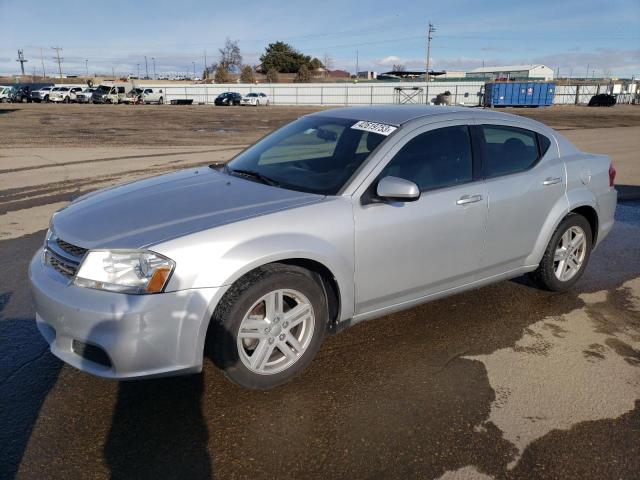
left=30, top=106, right=616, bottom=379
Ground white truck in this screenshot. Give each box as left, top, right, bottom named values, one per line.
left=140, top=87, right=164, bottom=104
left=91, top=82, right=132, bottom=104
left=49, top=85, right=85, bottom=103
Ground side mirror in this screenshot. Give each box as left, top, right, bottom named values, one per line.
left=376, top=176, right=420, bottom=202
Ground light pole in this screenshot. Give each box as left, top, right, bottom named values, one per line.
left=137, top=63, right=140, bottom=79
left=152, top=57, right=156, bottom=78
left=144, top=55, right=149, bottom=79
left=85, top=59, right=88, bottom=77
left=192, top=61, right=196, bottom=80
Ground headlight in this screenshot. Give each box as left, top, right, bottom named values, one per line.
left=74, top=250, right=175, bottom=294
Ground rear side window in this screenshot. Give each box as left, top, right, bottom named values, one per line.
left=480, top=125, right=539, bottom=178
left=537, top=133, right=552, bottom=157
left=380, top=125, right=473, bottom=192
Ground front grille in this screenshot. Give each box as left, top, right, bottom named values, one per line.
left=44, top=235, right=86, bottom=279
left=56, top=238, right=88, bottom=258
left=46, top=250, right=78, bottom=278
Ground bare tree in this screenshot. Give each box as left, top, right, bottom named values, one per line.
left=214, top=65, right=230, bottom=83
left=266, top=68, right=279, bottom=83
left=240, top=65, right=255, bottom=83
left=392, top=64, right=406, bottom=72
left=323, top=53, right=333, bottom=78
left=294, top=64, right=311, bottom=83
left=218, top=38, right=242, bottom=73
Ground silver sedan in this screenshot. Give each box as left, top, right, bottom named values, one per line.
left=29, top=106, right=617, bottom=389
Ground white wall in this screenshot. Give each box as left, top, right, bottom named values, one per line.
left=150, top=81, right=628, bottom=106
left=159, top=82, right=486, bottom=106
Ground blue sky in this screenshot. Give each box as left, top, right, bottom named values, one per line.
left=1, top=0, right=639, bottom=77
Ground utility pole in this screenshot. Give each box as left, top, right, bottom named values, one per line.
left=585, top=63, right=590, bottom=80
left=355, top=49, right=359, bottom=78
left=425, top=22, right=436, bottom=82
left=40, top=48, right=46, bottom=77
left=137, top=63, right=140, bottom=78
left=85, top=59, right=89, bottom=77
left=192, top=61, right=196, bottom=79
left=203, top=51, right=208, bottom=79
left=152, top=57, right=156, bottom=79
left=16, top=50, right=28, bottom=76
left=112, top=66, right=115, bottom=78
left=144, top=55, right=149, bottom=79
left=52, top=46, right=63, bottom=78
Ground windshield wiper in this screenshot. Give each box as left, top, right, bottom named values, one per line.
left=227, top=168, right=281, bottom=187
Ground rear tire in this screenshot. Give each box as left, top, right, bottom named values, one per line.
left=208, top=264, right=328, bottom=389
left=158, top=97, right=163, bottom=105
left=528, top=213, right=592, bottom=292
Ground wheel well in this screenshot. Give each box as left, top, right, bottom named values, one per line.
left=276, top=259, right=341, bottom=327
left=571, top=205, right=598, bottom=244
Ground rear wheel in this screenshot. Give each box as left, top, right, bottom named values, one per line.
left=529, top=213, right=592, bottom=291
left=208, top=264, right=327, bottom=389
left=158, top=96, right=163, bottom=105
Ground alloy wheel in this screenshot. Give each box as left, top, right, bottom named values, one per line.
left=553, top=226, right=587, bottom=281
left=237, top=289, right=314, bottom=375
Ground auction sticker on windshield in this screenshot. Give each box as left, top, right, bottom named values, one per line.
left=351, top=121, right=397, bottom=136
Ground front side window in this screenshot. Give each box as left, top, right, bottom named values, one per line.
left=226, top=116, right=388, bottom=195
left=481, top=125, right=539, bottom=178
left=379, top=125, right=473, bottom=192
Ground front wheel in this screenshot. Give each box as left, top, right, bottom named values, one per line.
left=208, top=264, right=327, bottom=389
left=158, top=96, right=163, bottom=105
left=528, top=213, right=592, bottom=291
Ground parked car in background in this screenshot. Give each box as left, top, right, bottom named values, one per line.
left=141, top=87, right=164, bottom=104
left=241, top=92, right=269, bottom=106
left=0, top=86, right=12, bottom=102
left=49, top=86, right=84, bottom=103
left=92, top=82, right=130, bottom=104
left=29, top=106, right=616, bottom=389
left=75, top=87, right=96, bottom=103
left=30, top=85, right=55, bottom=102
left=215, top=92, right=242, bottom=106
left=122, top=88, right=143, bottom=104
left=9, top=85, right=33, bottom=103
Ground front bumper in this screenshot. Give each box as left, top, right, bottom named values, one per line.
left=29, top=249, right=228, bottom=379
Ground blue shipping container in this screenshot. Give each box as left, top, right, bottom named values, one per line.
left=484, top=82, right=556, bottom=107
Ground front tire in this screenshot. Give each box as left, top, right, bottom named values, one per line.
left=208, top=264, right=328, bottom=389
left=158, top=96, right=163, bottom=105
left=529, top=213, right=592, bottom=292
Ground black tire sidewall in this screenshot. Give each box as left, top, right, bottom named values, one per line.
left=212, top=266, right=327, bottom=389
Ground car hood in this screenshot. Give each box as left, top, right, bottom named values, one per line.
left=52, top=168, right=323, bottom=249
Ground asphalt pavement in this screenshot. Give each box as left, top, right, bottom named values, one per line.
left=1, top=201, right=638, bottom=480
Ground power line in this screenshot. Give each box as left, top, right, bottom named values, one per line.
left=51, top=46, right=63, bottom=78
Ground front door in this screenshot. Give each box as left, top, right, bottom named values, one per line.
left=353, top=123, right=487, bottom=315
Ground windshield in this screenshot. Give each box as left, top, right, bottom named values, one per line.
left=226, top=116, right=388, bottom=195
left=246, top=93, right=258, bottom=97
left=97, top=85, right=111, bottom=93
left=59, top=87, right=69, bottom=91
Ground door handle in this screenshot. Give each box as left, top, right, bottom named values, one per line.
left=456, top=194, right=483, bottom=205
left=543, top=177, right=562, bottom=186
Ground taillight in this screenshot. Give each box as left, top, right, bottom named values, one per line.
left=609, top=163, right=616, bottom=188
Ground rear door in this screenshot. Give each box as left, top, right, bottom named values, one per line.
left=477, top=123, right=565, bottom=276
left=353, top=122, right=487, bottom=315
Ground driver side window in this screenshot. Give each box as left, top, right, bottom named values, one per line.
left=380, top=125, right=473, bottom=192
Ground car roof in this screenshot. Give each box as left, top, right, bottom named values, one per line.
left=307, top=105, right=532, bottom=127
